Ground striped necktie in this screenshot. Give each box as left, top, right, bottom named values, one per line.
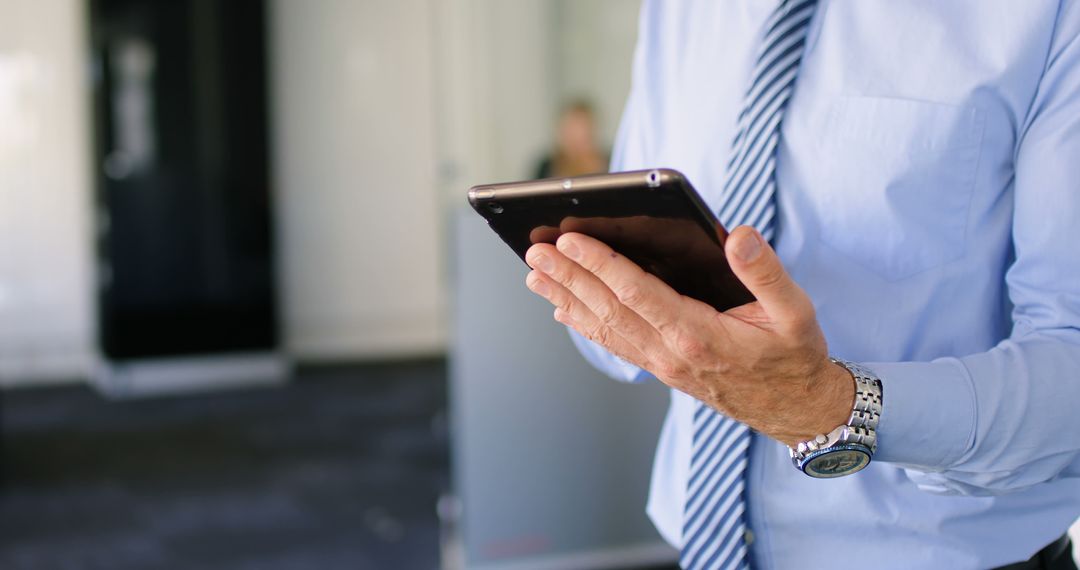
left=680, top=1, right=819, bottom=569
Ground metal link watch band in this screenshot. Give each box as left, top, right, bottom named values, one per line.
left=843, top=359, right=883, bottom=452
left=789, top=358, right=884, bottom=478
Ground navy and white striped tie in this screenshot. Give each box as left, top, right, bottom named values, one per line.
left=680, top=1, right=819, bottom=569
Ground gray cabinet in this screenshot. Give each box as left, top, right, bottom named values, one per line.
left=449, top=208, right=676, bottom=569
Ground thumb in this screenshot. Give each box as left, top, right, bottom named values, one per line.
left=725, top=225, right=811, bottom=321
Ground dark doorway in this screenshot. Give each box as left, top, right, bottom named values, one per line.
left=88, top=0, right=276, bottom=359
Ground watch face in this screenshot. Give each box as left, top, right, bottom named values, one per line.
left=804, top=446, right=871, bottom=478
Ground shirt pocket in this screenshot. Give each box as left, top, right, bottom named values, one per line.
left=809, top=96, right=985, bottom=280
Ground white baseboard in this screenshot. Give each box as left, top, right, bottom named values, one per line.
left=286, top=311, right=446, bottom=360
left=0, top=347, right=96, bottom=388
left=463, top=541, right=678, bottom=570
left=90, top=352, right=290, bottom=399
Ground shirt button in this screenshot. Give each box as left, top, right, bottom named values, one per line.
left=744, top=529, right=755, bottom=545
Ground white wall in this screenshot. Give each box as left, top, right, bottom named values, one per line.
left=0, top=0, right=96, bottom=387
left=432, top=0, right=559, bottom=199
left=270, top=0, right=445, bottom=360
left=553, top=0, right=642, bottom=146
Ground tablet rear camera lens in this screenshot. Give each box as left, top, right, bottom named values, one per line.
left=646, top=170, right=661, bottom=188
left=486, top=202, right=504, bottom=214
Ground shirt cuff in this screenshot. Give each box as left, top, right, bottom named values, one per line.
left=863, top=358, right=978, bottom=469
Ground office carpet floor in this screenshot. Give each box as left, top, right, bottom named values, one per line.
left=0, top=359, right=450, bottom=570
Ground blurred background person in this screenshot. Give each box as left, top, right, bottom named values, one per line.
left=534, top=99, right=609, bottom=179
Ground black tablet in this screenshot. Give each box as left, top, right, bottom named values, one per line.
left=467, top=168, right=754, bottom=312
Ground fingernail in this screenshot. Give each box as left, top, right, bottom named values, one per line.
left=529, top=277, right=549, bottom=297
left=733, top=231, right=762, bottom=262
left=532, top=253, right=554, bottom=273
left=559, top=240, right=581, bottom=260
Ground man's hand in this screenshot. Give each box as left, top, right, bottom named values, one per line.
left=523, top=226, right=854, bottom=446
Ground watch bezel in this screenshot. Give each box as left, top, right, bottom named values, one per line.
left=797, top=443, right=872, bottom=478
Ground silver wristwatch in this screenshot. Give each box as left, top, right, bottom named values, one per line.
left=790, top=358, right=883, bottom=478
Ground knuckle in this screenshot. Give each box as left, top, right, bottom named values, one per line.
left=582, top=322, right=602, bottom=342
left=613, top=281, right=646, bottom=307
left=780, top=299, right=817, bottom=334
left=558, top=267, right=586, bottom=293
left=655, top=319, right=680, bottom=336
left=579, top=249, right=606, bottom=274
left=556, top=296, right=575, bottom=314
left=549, top=289, right=574, bottom=312
left=790, top=311, right=815, bottom=333
left=655, top=359, right=688, bottom=380
left=588, top=324, right=616, bottom=347
left=673, top=330, right=706, bottom=359
left=756, top=265, right=787, bottom=289
left=593, top=299, right=622, bottom=326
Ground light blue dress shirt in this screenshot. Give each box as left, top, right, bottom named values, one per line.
left=569, top=1, right=1080, bottom=568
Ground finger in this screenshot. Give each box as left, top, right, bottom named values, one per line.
left=528, top=225, right=560, bottom=245
left=525, top=243, right=667, bottom=356
left=554, top=232, right=692, bottom=334
left=724, top=225, right=813, bottom=323
left=524, top=269, right=655, bottom=368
